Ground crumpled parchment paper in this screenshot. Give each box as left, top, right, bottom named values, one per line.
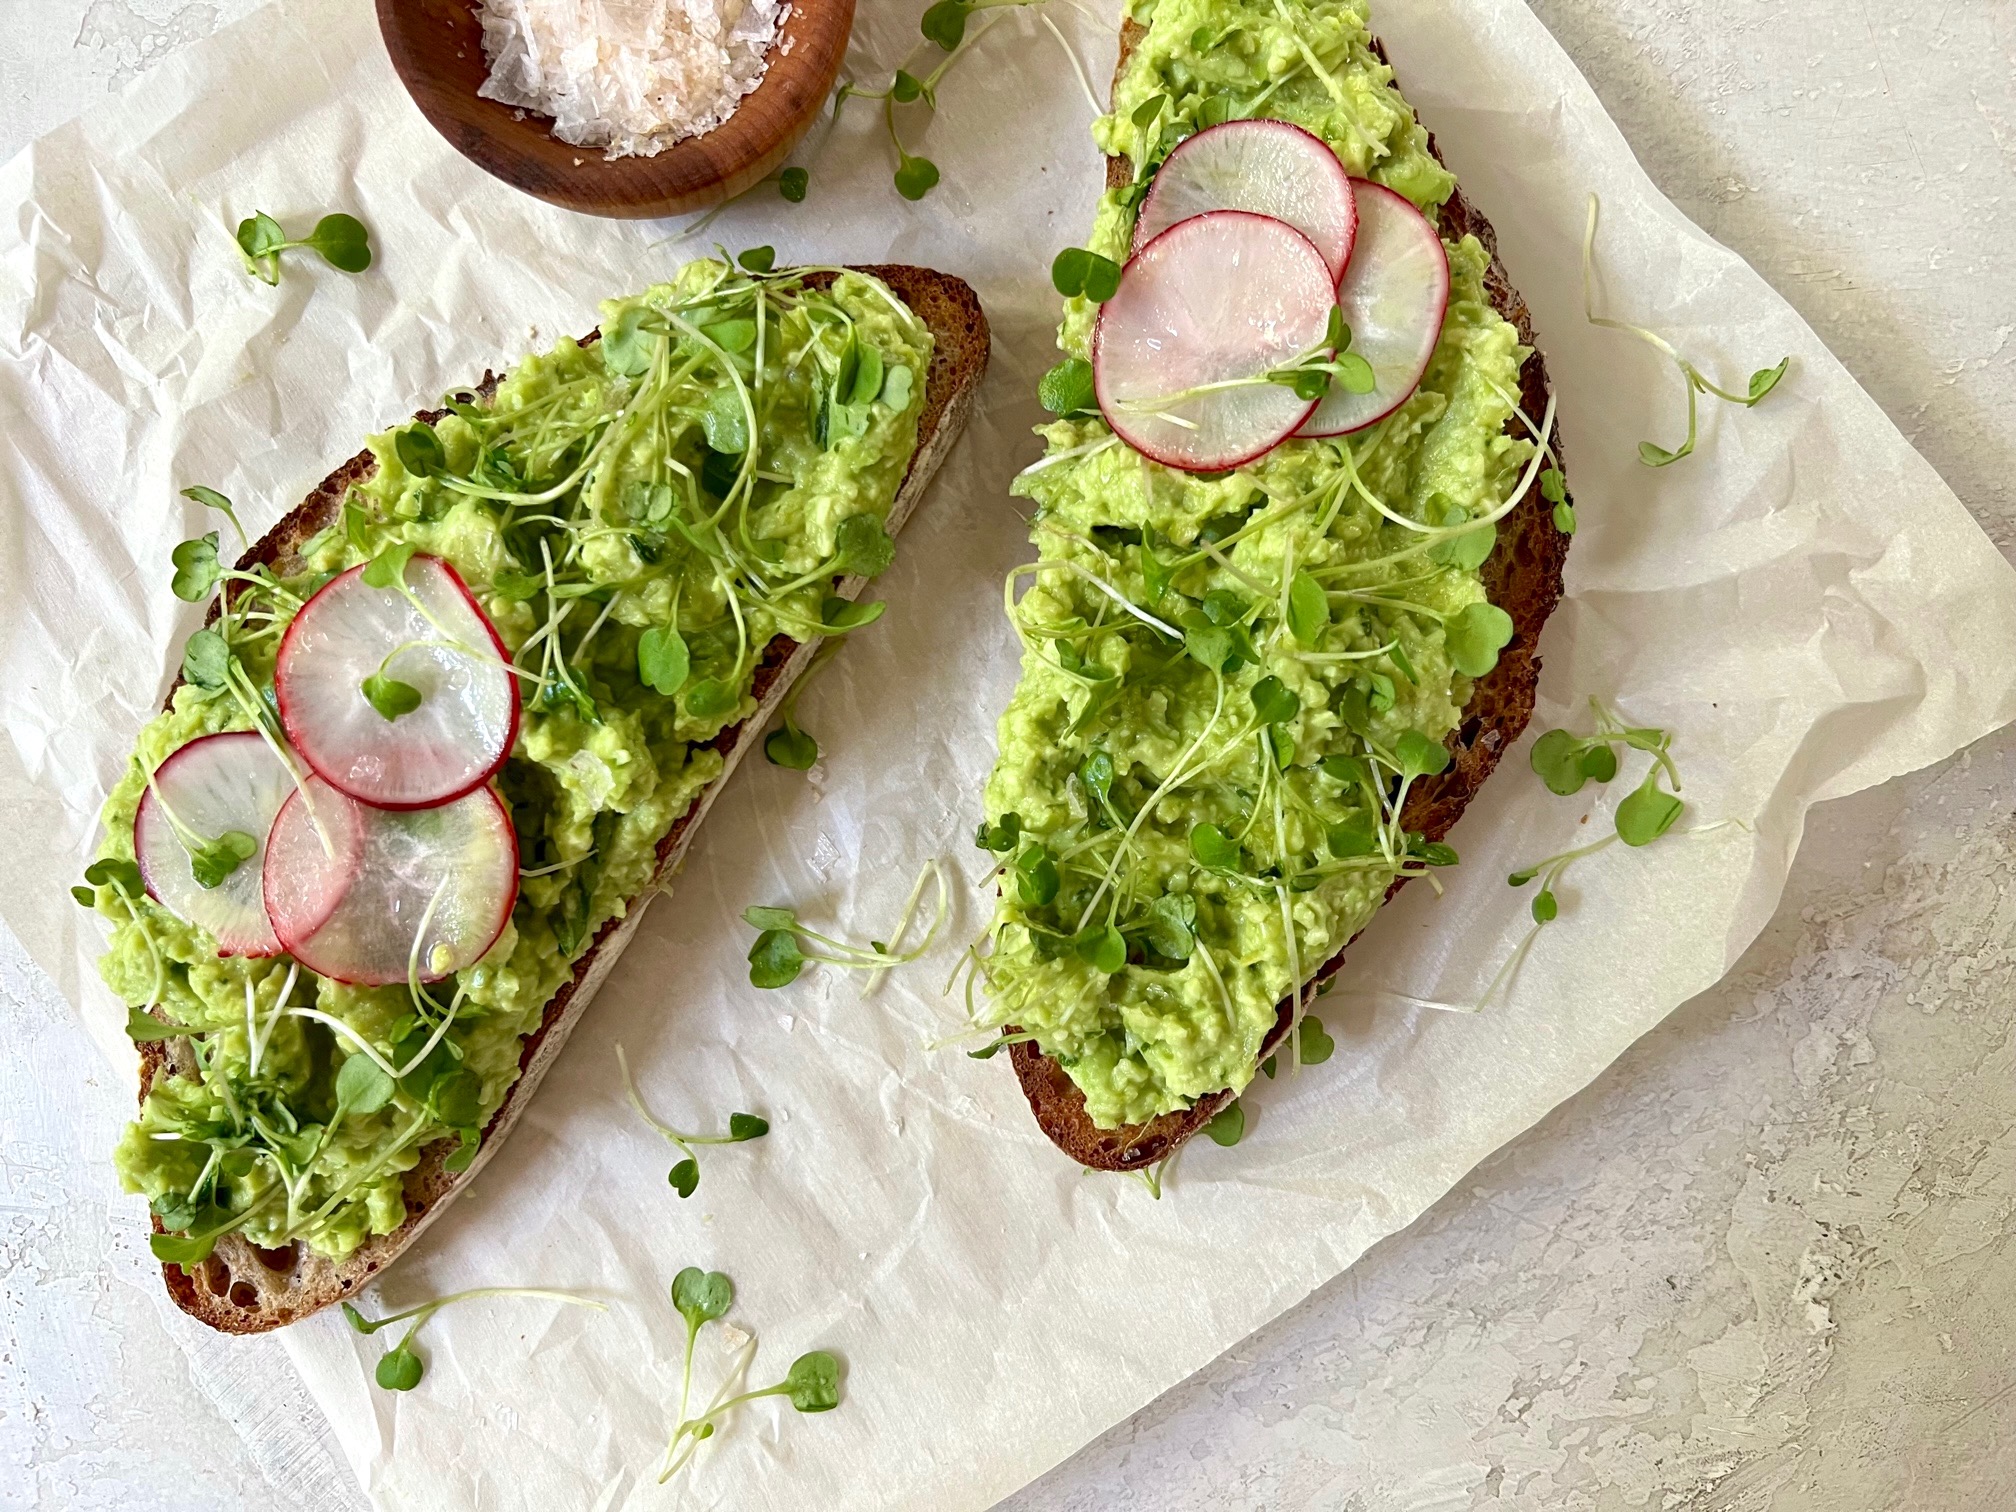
left=3, top=0, right=2014, bottom=1507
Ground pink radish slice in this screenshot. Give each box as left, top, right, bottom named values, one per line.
left=1134, top=120, right=1358, bottom=283
left=1093, top=211, right=1334, bottom=472
left=1297, top=179, right=1452, bottom=438
left=134, top=731, right=301, bottom=957
left=263, top=776, right=518, bottom=987
left=276, top=556, right=519, bottom=811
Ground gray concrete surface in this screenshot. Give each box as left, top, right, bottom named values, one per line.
left=6, top=2, right=2014, bottom=1508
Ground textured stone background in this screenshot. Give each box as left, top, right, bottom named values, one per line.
left=6, top=3, right=2014, bottom=1508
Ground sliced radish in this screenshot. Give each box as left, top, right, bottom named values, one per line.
left=134, top=731, right=300, bottom=957
left=1093, top=211, right=1334, bottom=472
left=264, top=776, right=518, bottom=987
left=1134, top=120, right=1358, bottom=284
left=1297, top=179, right=1451, bottom=437
left=276, top=556, right=519, bottom=811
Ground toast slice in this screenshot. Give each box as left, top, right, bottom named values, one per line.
left=1005, top=29, right=1571, bottom=1170
left=143, top=265, right=989, bottom=1332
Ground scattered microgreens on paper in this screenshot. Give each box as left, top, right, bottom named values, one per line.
left=342, top=1287, right=603, bottom=1391
left=1582, top=195, right=1790, bottom=467
left=616, top=1045, right=768, bottom=1199
left=832, top=0, right=1097, bottom=201
left=234, top=211, right=373, bottom=286
left=744, top=859, right=948, bottom=989
left=656, top=1266, right=844, bottom=1485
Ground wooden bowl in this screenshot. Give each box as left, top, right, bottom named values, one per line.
left=376, top=0, right=855, bottom=220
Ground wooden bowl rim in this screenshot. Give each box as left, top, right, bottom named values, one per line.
left=375, top=0, right=855, bottom=219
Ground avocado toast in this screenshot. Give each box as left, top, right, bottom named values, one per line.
left=88, top=262, right=987, bottom=1332
left=976, top=0, right=1568, bottom=1168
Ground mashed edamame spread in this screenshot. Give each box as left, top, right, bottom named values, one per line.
left=975, top=0, right=1532, bottom=1129
left=89, top=261, right=930, bottom=1261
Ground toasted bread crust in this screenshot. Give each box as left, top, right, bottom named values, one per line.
left=1007, top=28, right=1571, bottom=1169
left=145, top=265, right=989, bottom=1332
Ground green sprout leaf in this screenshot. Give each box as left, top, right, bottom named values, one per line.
left=920, top=0, right=971, bottom=49
left=180, top=485, right=247, bottom=546
left=336, top=1053, right=395, bottom=1115
left=170, top=533, right=221, bottom=602
left=672, top=1268, right=733, bottom=1331
left=1249, top=676, right=1299, bottom=725
left=727, top=1113, right=769, bottom=1142
left=1639, top=439, right=1681, bottom=468
left=234, top=211, right=287, bottom=282
left=187, top=829, right=257, bottom=889
left=361, top=541, right=418, bottom=591
left=784, top=1351, right=842, bottom=1412
left=1747, top=357, right=1790, bottom=403
left=376, top=1348, right=424, bottom=1392
left=603, top=305, right=658, bottom=377
left=396, top=423, right=446, bottom=479
left=765, top=721, right=819, bottom=770
left=1074, top=924, right=1127, bottom=974
left=1616, top=774, right=1684, bottom=847
left=892, top=69, right=925, bottom=103
left=1016, top=845, right=1060, bottom=907
left=1321, top=753, right=1368, bottom=787
left=748, top=929, right=806, bottom=989
left=1038, top=358, right=1097, bottom=417
left=1528, top=728, right=1610, bottom=796
left=125, top=1006, right=195, bottom=1042
left=1131, top=92, right=1168, bottom=130
left=1297, top=1015, right=1335, bottom=1065
left=1333, top=352, right=1376, bottom=394
left=738, top=245, right=776, bottom=274
left=684, top=678, right=737, bottom=718
left=1144, top=891, right=1197, bottom=960
left=150, top=1231, right=217, bottom=1267
left=833, top=514, right=896, bottom=578
left=87, top=858, right=144, bottom=895
left=1189, top=822, right=1239, bottom=871
left=181, top=628, right=230, bottom=690
left=779, top=167, right=809, bottom=202
left=1050, top=248, right=1123, bottom=303
left=879, top=364, right=914, bottom=410
left=1287, top=572, right=1329, bottom=645
left=1204, top=1100, right=1245, bottom=1147
left=669, top=1158, right=700, bottom=1198
left=1445, top=601, right=1515, bottom=678
left=975, top=812, right=1022, bottom=853
left=894, top=155, right=941, bottom=201
left=1532, top=889, right=1559, bottom=923
left=362, top=673, right=422, bottom=722
left=637, top=624, right=691, bottom=697
left=1395, top=729, right=1452, bottom=779
left=442, top=1127, right=481, bottom=1172
left=1326, top=817, right=1377, bottom=858
left=305, top=213, right=372, bottom=273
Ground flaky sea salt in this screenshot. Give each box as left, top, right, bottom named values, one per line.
left=476, top=0, right=788, bottom=160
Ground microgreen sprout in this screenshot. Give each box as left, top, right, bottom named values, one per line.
left=1583, top=195, right=1790, bottom=467
left=341, top=1287, right=604, bottom=1392
left=670, top=1267, right=733, bottom=1425
left=1203, top=1100, right=1244, bottom=1147
left=833, top=0, right=1091, bottom=200
left=234, top=211, right=373, bottom=286
left=616, top=1045, right=768, bottom=1199
left=744, top=859, right=948, bottom=989
left=654, top=1267, right=844, bottom=1484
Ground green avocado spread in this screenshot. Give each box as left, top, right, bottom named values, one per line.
left=89, top=261, right=931, bottom=1261
left=975, top=0, right=1533, bottom=1128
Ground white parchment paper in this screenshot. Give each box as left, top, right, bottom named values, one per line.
left=4, top=0, right=2014, bottom=1507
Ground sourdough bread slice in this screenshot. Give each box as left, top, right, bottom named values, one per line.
left=1005, top=31, right=1572, bottom=1170
left=143, top=265, right=989, bottom=1332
